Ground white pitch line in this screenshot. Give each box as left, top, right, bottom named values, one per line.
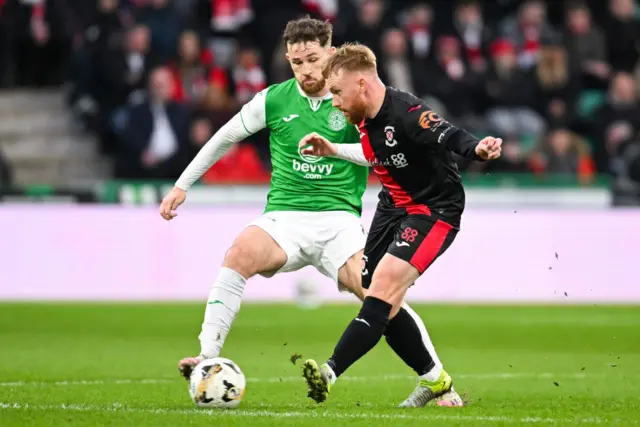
left=0, top=378, right=175, bottom=387
left=0, top=372, right=612, bottom=388
left=0, top=402, right=630, bottom=425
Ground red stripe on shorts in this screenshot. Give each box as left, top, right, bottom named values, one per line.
left=409, top=219, right=453, bottom=274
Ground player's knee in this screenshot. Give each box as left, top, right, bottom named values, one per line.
left=370, top=266, right=395, bottom=289
left=223, top=244, right=260, bottom=278
left=366, top=284, right=397, bottom=307
left=368, top=268, right=408, bottom=309
left=367, top=285, right=404, bottom=319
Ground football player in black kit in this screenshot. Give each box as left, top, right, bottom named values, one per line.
left=298, top=42, right=502, bottom=406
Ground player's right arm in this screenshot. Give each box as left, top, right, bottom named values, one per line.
left=159, top=90, right=268, bottom=220
left=175, top=90, right=268, bottom=190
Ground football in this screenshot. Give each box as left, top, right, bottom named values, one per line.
left=188, top=357, right=246, bottom=408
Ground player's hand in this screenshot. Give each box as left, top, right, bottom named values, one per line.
left=299, top=132, right=338, bottom=157
left=475, top=137, right=502, bottom=160
left=159, top=186, right=186, bottom=221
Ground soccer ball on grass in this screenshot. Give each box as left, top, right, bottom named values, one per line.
left=189, top=357, right=246, bottom=408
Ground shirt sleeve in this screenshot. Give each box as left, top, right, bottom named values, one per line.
left=402, top=102, right=483, bottom=161
left=335, top=143, right=370, bottom=166
left=174, top=89, right=268, bottom=190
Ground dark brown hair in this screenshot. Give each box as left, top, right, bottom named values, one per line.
left=282, top=16, right=333, bottom=48
left=322, top=42, right=377, bottom=78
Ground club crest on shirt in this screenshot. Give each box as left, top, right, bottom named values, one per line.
left=384, top=126, right=398, bottom=147
left=328, top=109, right=347, bottom=131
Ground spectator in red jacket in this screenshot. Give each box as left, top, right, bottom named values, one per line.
left=232, top=45, right=266, bottom=105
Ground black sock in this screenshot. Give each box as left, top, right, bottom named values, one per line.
left=384, top=307, right=436, bottom=376
left=327, top=296, right=392, bottom=377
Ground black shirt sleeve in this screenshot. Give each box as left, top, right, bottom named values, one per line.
left=402, top=103, right=484, bottom=161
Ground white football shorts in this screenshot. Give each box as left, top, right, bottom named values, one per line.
left=247, top=210, right=366, bottom=285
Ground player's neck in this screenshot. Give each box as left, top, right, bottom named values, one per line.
left=298, top=81, right=330, bottom=99
left=306, top=87, right=329, bottom=98
left=365, top=78, right=386, bottom=119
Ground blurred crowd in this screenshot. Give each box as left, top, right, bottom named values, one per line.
left=0, top=0, right=638, bottom=190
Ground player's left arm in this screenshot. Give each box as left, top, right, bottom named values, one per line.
left=299, top=132, right=371, bottom=166
left=403, top=104, right=500, bottom=161
left=336, top=143, right=370, bottom=166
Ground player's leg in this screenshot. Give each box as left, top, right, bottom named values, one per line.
left=198, top=225, right=289, bottom=357
left=303, top=252, right=418, bottom=403
left=387, top=217, right=461, bottom=407
left=304, top=215, right=458, bottom=405
left=330, top=211, right=446, bottom=385
left=337, top=252, right=463, bottom=407
left=179, top=217, right=297, bottom=379
left=337, top=248, right=444, bottom=384
left=392, top=301, right=464, bottom=408
left=336, top=249, right=366, bottom=300
left=379, top=217, right=461, bottom=407
left=320, top=253, right=420, bottom=378
left=303, top=208, right=391, bottom=402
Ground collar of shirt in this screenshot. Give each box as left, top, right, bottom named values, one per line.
left=364, top=86, right=392, bottom=126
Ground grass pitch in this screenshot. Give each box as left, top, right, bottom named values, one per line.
left=1, top=303, right=639, bottom=426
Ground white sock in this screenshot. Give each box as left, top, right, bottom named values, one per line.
left=403, top=304, right=444, bottom=382
left=323, top=363, right=338, bottom=386
left=198, top=267, right=247, bottom=359
left=419, top=365, right=443, bottom=382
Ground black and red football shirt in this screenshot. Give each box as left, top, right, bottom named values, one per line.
left=358, top=87, right=483, bottom=228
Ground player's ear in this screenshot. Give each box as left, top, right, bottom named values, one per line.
left=284, top=43, right=291, bottom=61
left=359, top=78, right=366, bottom=92
left=329, top=46, right=336, bottom=54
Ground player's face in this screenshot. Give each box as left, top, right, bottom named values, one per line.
left=328, top=70, right=368, bottom=124
left=286, top=41, right=333, bottom=96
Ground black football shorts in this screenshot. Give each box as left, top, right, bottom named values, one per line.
left=361, top=209, right=458, bottom=289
